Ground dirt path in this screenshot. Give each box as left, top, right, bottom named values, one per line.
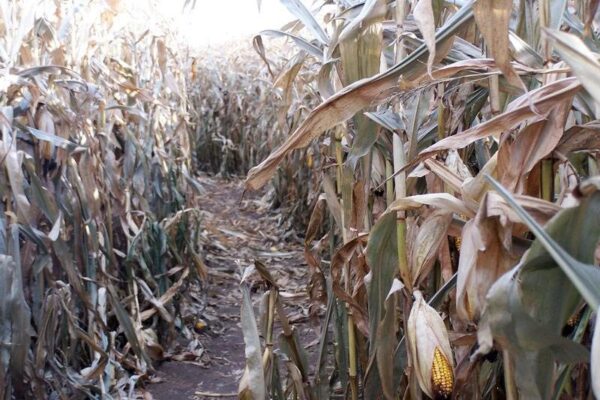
left=146, top=175, right=315, bottom=399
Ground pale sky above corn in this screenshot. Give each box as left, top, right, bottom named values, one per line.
left=156, top=0, right=291, bottom=46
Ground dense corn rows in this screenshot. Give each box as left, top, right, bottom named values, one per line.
left=237, top=0, right=600, bottom=399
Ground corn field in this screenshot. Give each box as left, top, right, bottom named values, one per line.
left=0, top=1, right=202, bottom=397
left=1, top=0, right=600, bottom=399
left=241, top=0, right=600, bottom=399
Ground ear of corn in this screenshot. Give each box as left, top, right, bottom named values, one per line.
left=432, top=346, right=454, bottom=399
left=407, top=291, right=455, bottom=398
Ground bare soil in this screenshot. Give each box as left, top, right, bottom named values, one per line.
left=145, top=176, right=316, bottom=400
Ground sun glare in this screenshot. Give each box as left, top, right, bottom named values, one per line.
left=155, top=0, right=292, bottom=47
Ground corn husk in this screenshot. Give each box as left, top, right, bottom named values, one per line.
left=407, top=291, right=454, bottom=399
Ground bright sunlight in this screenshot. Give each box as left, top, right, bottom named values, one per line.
left=156, top=0, right=291, bottom=46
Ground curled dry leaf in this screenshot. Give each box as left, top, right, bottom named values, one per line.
left=330, top=234, right=370, bottom=336
left=456, top=193, right=519, bottom=322
left=238, top=287, right=266, bottom=400
left=497, top=96, right=572, bottom=193
left=545, top=29, right=600, bottom=112
left=388, top=192, right=475, bottom=218
left=339, top=0, right=387, bottom=42
left=417, top=78, right=581, bottom=161
left=413, top=0, right=436, bottom=76
left=473, top=0, right=525, bottom=91
left=409, top=210, right=452, bottom=286
left=557, top=122, right=600, bottom=154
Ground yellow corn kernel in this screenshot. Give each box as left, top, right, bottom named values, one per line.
left=431, top=346, right=453, bottom=399
left=454, top=236, right=462, bottom=251
left=194, top=320, right=208, bottom=334
left=306, top=152, right=313, bottom=169
left=567, top=313, right=580, bottom=327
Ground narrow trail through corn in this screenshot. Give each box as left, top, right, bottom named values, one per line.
left=148, top=175, right=314, bottom=400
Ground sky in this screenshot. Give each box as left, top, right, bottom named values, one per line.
left=155, top=0, right=293, bottom=47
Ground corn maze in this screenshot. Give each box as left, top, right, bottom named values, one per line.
left=1, top=0, right=600, bottom=399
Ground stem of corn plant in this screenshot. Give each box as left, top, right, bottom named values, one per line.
left=394, top=0, right=411, bottom=292
left=437, top=83, right=451, bottom=199
left=262, top=288, right=276, bottom=368
left=341, top=232, right=358, bottom=400
left=99, top=100, right=114, bottom=252
left=588, top=155, right=598, bottom=176
left=362, top=152, right=373, bottom=230
left=348, top=313, right=358, bottom=400
left=541, top=159, right=553, bottom=202
left=335, top=130, right=344, bottom=194
left=503, top=350, right=518, bottom=400
left=395, top=2, right=418, bottom=399
left=538, top=0, right=550, bottom=60
left=437, top=83, right=445, bottom=140
left=394, top=96, right=414, bottom=400
left=335, top=129, right=358, bottom=400
left=489, top=74, right=501, bottom=115
left=386, top=160, right=394, bottom=207
left=267, top=288, right=276, bottom=345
